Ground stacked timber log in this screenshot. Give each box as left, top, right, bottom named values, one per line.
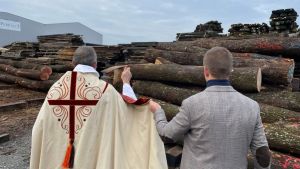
left=1, top=42, right=39, bottom=59
left=107, top=35, right=300, bottom=168
left=177, top=21, right=225, bottom=41
left=194, top=21, right=223, bottom=33
left=36, top=33, right=84, bottom=57
left=119, top=42, right=158, bottom=64
left=108, top=60, right=300, bottom=168
left=171, top=36, right=300, bottom=78
left=228, top=23, right=269, bottom=36
left=270, top=8, right=299, bottom=33
left=57, top=45, right=123, bottom=71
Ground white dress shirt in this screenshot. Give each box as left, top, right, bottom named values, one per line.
left=73, top=64, right=137, bottom=100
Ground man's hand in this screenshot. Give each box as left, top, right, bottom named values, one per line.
left=149, top=100, right=161, bottom=113
left=121, top=66, right=132, bottom=84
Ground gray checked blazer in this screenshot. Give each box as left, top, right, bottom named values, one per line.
left=154, top=85, right=270, bottom=169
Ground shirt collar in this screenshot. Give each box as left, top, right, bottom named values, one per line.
left=73, top=64, right=100, bottom=77
left=206, top=79, right=231, bottom=88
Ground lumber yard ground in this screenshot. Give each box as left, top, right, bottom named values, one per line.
left=0, top=83, right=45, bottom=169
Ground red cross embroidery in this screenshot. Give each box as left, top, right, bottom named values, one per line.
left=48, top=72, right=104, bottom=141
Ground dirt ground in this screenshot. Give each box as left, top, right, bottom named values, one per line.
left=0, top=86, right=45, bottom=169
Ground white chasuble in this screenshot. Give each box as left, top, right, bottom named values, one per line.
left=30, top=71, right=167, bottom=169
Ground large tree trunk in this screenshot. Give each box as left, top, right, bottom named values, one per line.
left=189, top=36, right=300, bottom=59
left=264, top=123, right=300, bottom=157
left=260, top=103, right=300, bottom=123
left=247, top=151, right=300, bottom=169
left=49, top=64, right=74, bottom=73
left=144, top=48, right=294, bottom=85
left=130, top=64, right=261, bottom=92
left=133, top=81, right=199, bottom=105
left=0, top=71, right=54, bottom=91
left=133, top=80, right=300, bottom=112
left=0, top=59, right=52, bottom=75
left=149, top=99, right=300, bottom=157
left=247, top=90, right=300, bottom=112
left=0, top=64, right=49, bottom=80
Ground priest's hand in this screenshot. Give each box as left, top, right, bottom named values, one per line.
left=149, top=100, right=161, bottom=113
left=121, top=66, right=132, bottom=84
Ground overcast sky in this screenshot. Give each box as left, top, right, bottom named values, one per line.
left=1, top=0, right=299, bottom=45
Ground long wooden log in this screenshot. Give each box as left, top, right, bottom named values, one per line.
left=247, top=151, right=300, bottom=169
left=147, top=96, right=300, bottom=157
left=133, top=81, right=199, bottom=105
left=0, top=64, right=49, bottom=80
left=264, top=123, right=300, bottom=157
left=247, top=90, right=300, bottom=112
left=260, top=103, right=300, bottom=123
left=130, top=64, right=261, bottom=92
left=189, top=37, right=300, bottom=59
left=0, top=59, right=52, bottom=75
left=50, top=64, right=74, bottom=73
left=134, top=80, right=300, bottom=113
left=156, top=42, right=292, bottom=59
left=0, top=71, right=54, bottom=91
left=144, top=48, right=295, bottom=85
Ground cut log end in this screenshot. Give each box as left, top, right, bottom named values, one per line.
left=257, top=68, right=262, bottom=92
left=40, top=66, right=53, bottom=75
left=40, top=73, right=50, bottom=81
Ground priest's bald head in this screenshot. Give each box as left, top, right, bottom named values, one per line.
left=203, top=47, right=233, bottom=81
left=72, top=46, right=97, bottom=68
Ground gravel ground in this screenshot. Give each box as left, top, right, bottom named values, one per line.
left=0, top=130, right=31, bottom=169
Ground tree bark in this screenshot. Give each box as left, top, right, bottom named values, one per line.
left=0, top=71, right=54, bottom=91
left=264, top=123, right=300, bottom=157
left=247, top=151, right=300, bottom=169
left=0, top=64, right=50, bottom=80
left=133, top=81, right=199, bottom=105
left=155, top=57, right=178, bottom=65
left=50, top=64, right=74, bottom=73
left=260, top=103, right=300, bottom=123
left=0, top=59, right=52, bottom=75
left=133, top=80, right=300, bottom=113
left=189, top=36, right=300, bottom=59
left=130, top=64, right=261, bottom=92
left=144, top=48, right=295, bottom=85
left=247, top=90, right=300, bottom=112
left=48, top=73, right=64, bottom=81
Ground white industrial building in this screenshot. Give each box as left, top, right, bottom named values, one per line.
left=0, top=12, right=103, bottom=47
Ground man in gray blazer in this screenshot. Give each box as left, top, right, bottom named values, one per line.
left=150, top=47, right=271, bottom=169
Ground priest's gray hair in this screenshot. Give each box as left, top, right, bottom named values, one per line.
left=203, top=47, right=233, bottom=79
left=72, top=46, right=97, bottom=66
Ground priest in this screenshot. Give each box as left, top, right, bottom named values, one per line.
left=30, top=46, right=167, bottom=169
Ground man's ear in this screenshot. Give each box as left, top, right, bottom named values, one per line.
left=204, top=66, right=210, bottom=78
left=92, top=63, right=97, bottom=69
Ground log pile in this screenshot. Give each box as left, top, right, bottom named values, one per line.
left=177, top=21, right=225, bottom=41
left=108, top=35, right=300, bottom=168
left=270, top=8, right=299, bottom=33
left=194, top=21, right=223, bottom=33
left=1, top=42, right=39, bottom=59
left=228, top=23, right=269, bottom=36
left=169, top=36, right=300, bottom=78
left=119, top=42, right=158, bottom=64
left=36, top=33, right=84, bottom=57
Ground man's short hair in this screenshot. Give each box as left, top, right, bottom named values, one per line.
left=72, top=46, right=97, bottom=66
left=203, top=47, right=233, bottom=79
